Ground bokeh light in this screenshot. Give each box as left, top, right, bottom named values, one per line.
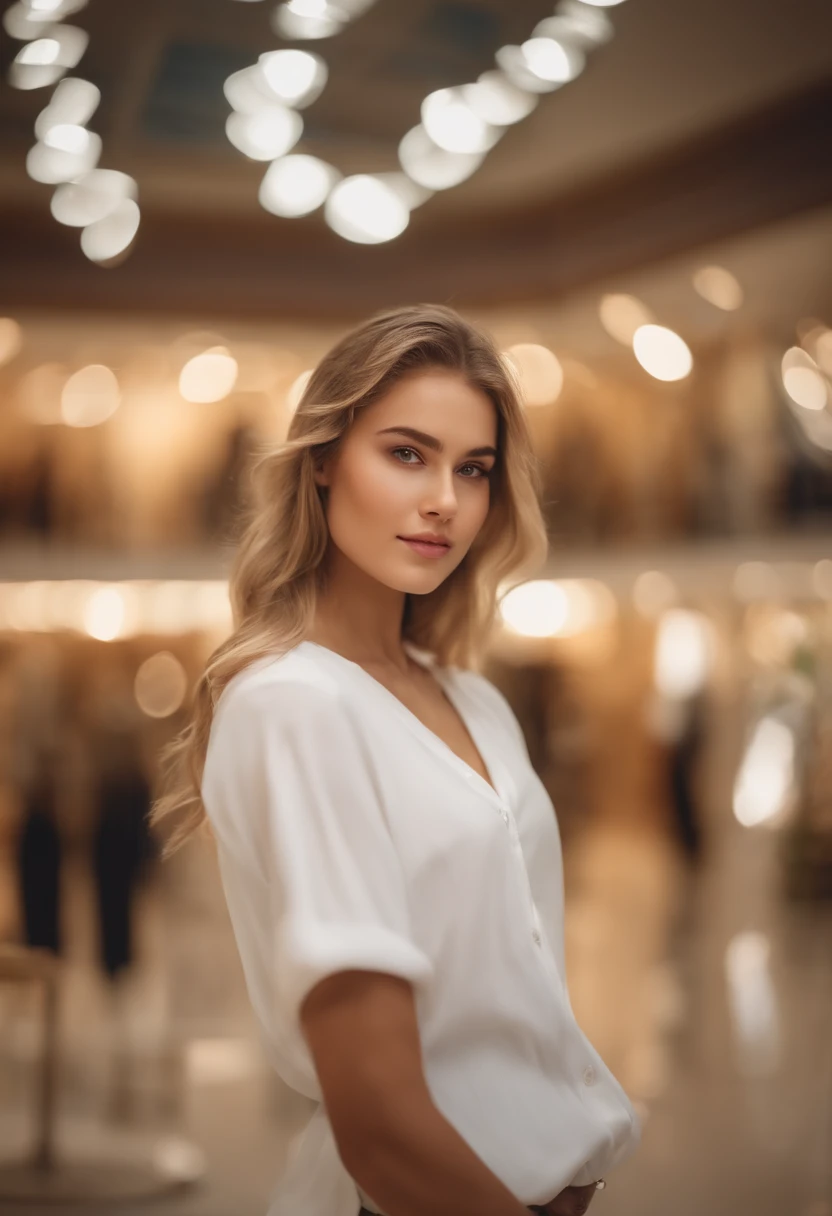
left=259, top=154, right=339, bottom=217
left=632, top=570, right=678, bottom=618
left=259, top=48, right=327, bottom=108
left=51, top=168, right=137, bottom=227
left=654, top=609, right=713, bottom=698
left=134, top=651, right=189, bottom=719
left=632, top=324, right=693, bottom=382
left=520, top=37, right=585, bottom=85
left=61, top=364, right=121, bottom=427
left=733, top=717, right=795, bottom=828
left=225, top=106, right=303, bottom=160
left=179, top=347, right=239, bottom=404
left=324, top=175, right=410, bottom=244
left=598, top=293, right=653, bottom=344
left=693, top=265, right=743, bottom=311
left=0, top=318, right=23, bottom=367
left=80, top=197, right=141, bottom=263
left=781, top=347, right=827, bottom=411
left=421, top=88, right=501, bottom=154
left=503, top=343, right=564, bottom=406
left=35, top=76, right=100, bottom=139
left=398, top=124, right=484, bottom=190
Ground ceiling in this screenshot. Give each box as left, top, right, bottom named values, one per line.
left=0, top=0, right=830, bottom=316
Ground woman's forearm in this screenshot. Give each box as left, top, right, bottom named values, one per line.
left=341, top=1090, right=532, bottom=1216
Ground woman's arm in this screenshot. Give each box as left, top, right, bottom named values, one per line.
left=300, top=969, right=533, bottom=1216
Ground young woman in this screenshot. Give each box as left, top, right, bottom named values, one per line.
left=152, top=305, right=640, bottom=1216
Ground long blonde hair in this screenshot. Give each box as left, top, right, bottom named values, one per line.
left=150, top=303, right=548, bottom=854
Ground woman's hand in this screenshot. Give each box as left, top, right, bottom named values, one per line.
left=540, top=1182, right=599, bottom=1216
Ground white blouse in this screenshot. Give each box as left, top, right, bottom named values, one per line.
left=201, top=639, right=640, bottom=1216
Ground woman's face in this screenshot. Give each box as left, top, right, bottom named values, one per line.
left=316, top=368, right=498, bottom=594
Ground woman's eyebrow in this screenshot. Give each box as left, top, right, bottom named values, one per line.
left=376, top=425, right=497, bottom=459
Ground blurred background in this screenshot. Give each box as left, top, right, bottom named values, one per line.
left=0, top=0, right=831, bottom=1213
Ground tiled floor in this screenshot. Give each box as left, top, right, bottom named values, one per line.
left=1, top=689, right=830, bottom=1216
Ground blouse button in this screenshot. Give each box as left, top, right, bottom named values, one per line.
left=582, top=1065, right=597, bottom=1087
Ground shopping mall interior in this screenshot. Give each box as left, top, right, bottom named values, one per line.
left=0, top=0, right=831, bottom=1213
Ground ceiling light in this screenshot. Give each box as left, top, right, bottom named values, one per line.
left=398, top=125, right=484, bottom=190
left=520, top=36, right=585, bottom=85
left=633, top=325, right=693, bottom=381
left=259, top=154, right=339, bottom=217
left=26, top=129, right=101, bottom=183
left=463, top=72, right=537, bottom=126
left=223, top=66, right=273, bottom=113
left=272, top=0, right=344, bottom=39
left=495, top=44, right=566, bottom=94
left=259, top=48, right=327, bottom=108
left=80, top=198, right=141, bottom=263
left=35, top=77, right=100, bottom=139
left=421, top=87, right=501, bottom=154
left=51, top=168, right=137, bottom=226
left=540, top=3, right=613, bottom=48
left=324, top=175, right=410, bottom=244
left=225, top=106, right=303, bottom=160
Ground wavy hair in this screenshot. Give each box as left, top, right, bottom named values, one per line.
left=150, top=303, right=548, bottom=854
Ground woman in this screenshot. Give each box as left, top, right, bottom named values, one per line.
left=151, top=305, right=640, bottom=1216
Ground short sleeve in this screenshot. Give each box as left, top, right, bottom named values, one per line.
left=212, top=676, right=434, bottom=1032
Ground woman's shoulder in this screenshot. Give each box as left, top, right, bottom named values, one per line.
left=212, top=643, right=346, bottom=733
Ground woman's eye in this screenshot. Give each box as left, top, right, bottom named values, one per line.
left=391, top=447, right=490, bottom=478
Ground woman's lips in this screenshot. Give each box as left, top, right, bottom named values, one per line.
left=397, top=537, right=451, bottom=559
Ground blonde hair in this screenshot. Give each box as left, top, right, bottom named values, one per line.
left=150, top=303, right=548, bottom=854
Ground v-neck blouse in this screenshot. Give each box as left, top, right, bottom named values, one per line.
left=201, top=640, right=640, bottom=1216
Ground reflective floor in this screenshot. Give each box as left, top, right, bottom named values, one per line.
left=1, top=682, right=830, bottom=1216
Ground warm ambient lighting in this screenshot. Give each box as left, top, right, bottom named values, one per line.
left=499, top=579, right=615, bottom=638
left=653, top=609, right=712, bottom=699
left=781, top=347, right=827, bottom=411
left=179, top=347, right=239, bottom=403
left=598, top=293, right=652, bottom=345
left=692, top=265, right=743, bottom=311
left=632, top=324, right=693, bottom=382
left=0, top=318, right=23, bottom=368
left=632, top=570, right=678, bottom=618
left=61, top=363, right=121, bottom=426
left=733, top=717, right=795, bottom=828
left=503, top=344, right=563, bottom=406
left=286, top=368, right=313, bottom=412
left=134, top=651, right=189, bottom=719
